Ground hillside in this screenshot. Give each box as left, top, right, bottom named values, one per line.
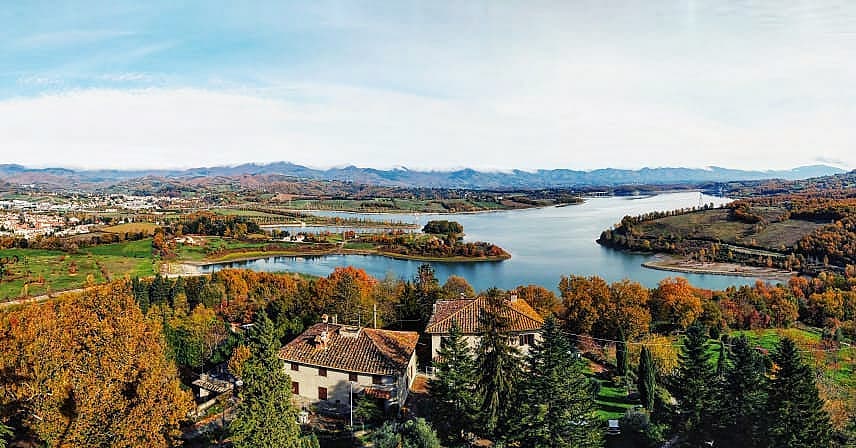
left=599, top=171, right=856, bottom=273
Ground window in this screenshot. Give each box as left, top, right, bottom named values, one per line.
left=519, top=334, right=535, bottom=346
left=318, top=387, right=327, bottom=400
left=292, top=382, right=299, bottom=395
left=349, top=373, right=358, bottom=382
left=318, top=368, right=327, bottom=377
left=291, top=363, right=299, bottom=371
left=372, top=375, right=383, bottom=385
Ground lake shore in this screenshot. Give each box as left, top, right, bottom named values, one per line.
left=642, top=254, right=798, bottom=282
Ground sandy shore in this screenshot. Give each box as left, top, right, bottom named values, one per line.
left=642, top=254, right=798, bottom=282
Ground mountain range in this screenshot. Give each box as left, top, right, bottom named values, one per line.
left=0, top=162, right=847, bottom=190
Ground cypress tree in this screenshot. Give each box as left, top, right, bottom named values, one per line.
left=520, top=316, right=602, bottom=448
left=765, top=338, right=832, bottom=448
left=712, top=336, right=767, bottom=448
left=429, top=321, right=477, bottom=444
left=616, top=326, right=629, bottom=377
left=637, top=346, right=656, bottom=411
left=475, top=294, right=522, bottom=442
left=230, top=310, right=301, bottom=448
left=674, top=322, right=715, bottom=444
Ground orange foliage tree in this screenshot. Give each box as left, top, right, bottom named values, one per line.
left=0, top=282, right=192, bottom=447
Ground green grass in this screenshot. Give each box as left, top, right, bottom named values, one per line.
left=0, top=239, right=155, bottom=300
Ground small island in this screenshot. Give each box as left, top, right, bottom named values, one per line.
left=166, top=218, right=510, bottom=273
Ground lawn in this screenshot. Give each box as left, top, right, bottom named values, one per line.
left=0, top=239, right=156, bottom=301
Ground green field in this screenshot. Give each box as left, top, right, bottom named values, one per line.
left=0, top=239, right=155, bottom=300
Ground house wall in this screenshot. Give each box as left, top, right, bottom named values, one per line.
left=430, top=331, right=542, bottom=360
left=285, top=358, right=416, bottom=410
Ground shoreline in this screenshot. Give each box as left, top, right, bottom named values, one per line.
left=173, top=247, right=511, bottom=271
left=641, top=254, right=798, bottom=282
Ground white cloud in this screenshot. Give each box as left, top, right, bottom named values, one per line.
left=0, top=85, right=853, bottom=171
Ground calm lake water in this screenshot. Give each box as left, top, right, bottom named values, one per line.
left=198, top=192, right=761, bottom=291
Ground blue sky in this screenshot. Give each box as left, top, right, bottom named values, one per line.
left=1, top=1, right=854, bottom=170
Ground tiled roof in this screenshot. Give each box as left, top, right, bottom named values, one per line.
left=424, top=297, right=544, bottom=334
left=279, top=323, right=418, bottom=376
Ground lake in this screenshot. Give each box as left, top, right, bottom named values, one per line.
left=197, top=192, right=762, bottom=291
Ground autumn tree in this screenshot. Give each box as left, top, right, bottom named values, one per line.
left=558, top=275, right=609, bottom=335
left=515, top=284, right=559, bottom=317
left=0, top=282, right=192, bottom=447
left=652, top=277, right=702, bottom=330
left=440, top=275, right=475, bottom=300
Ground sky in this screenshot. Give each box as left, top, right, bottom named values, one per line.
left=0, top=1, right=854, bottom=171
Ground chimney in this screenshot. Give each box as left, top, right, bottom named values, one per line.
left=509, top=293, right=518, bottom=303
left=332, top=314, right=338, bottom=324
left=321, top=313, right=329, bottom=324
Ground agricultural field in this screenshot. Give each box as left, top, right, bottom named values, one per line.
left=101, top=222, right=160, bottom=235
left=0, top=239, right=155, bottom=301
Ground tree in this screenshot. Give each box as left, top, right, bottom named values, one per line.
left=652, top=277, right=702, bottom=330
left=558, top=275, right=609, bottom=335
left=712, top=336, right=766, bottom=448
left=474, top=294, right=522, bottom=442
left=400, top=418, right=441, bottom=448
left=439, top=275, right=474, bottom=300
left=764, top=338, right=832, bottom=448
left=674, top=322, right=715, bottom=444
left=515, top=284, right=559, bottom=317
left=230, top=310, right=302, bottom=448
left=0, top=282, right=192, bottom=447
left=429, top=321, right=477, bottom=444
left=637, top=346, right=656, bottom=411
left=616, top=326, right=629, bottom=377
left=373, top=422, right=400, bottom=448
left=520, top=316, right=603, bottom=448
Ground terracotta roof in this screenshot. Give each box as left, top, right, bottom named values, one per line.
left=424, top=297, right=544, bottom=334
left=279, top=323, right=418, bottom=376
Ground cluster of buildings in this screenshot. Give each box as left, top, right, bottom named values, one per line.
left=0, top=212, right=71, bottom=239
left=194, top=295, right=545, bottom=422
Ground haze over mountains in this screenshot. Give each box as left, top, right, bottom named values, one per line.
left=0, top=162, right=846, bottom=190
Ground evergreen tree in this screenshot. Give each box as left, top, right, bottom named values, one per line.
left=616, top=326, right=629, bottom=377
left=674, top=322, right=715, bottom=445
left=373, top=422, right=399, bottom=448
left=637, top=346, right=656, bottom=411
left=715, top=340, right=727, bottom=378
left=475, top=294, right=522, bottom=442
left=230, top=310, right=301, bottom=448
left=764, top=338, right=832, bottom=448
left=520, top=316, right=603, bottom=448
left=712, top=336, right=767, bottom=448
left=429, top=321, right=477, bottom=444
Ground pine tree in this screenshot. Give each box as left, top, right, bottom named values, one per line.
left=230, top=310, right=302, bottom=448
left=715, top=340, right=727, bottom=378
left=712, top=336, right=767, bottom=447
left=674, top=322, right=715, bottom=444
left=520, top=316, right=603, bottom=448
left=637, top=346, right=656, bottom=411
left=400, top=418, right=442, bottom=448
left=616, top=326, right=629, bottom=377
left=764, top=338, right=832, bottom=448
left=429, top=321, right=477, bottom=444
left=475, top=294, right=522, bottom=442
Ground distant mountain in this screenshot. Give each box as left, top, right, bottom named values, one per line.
left=0, top=163, right=846, bottom=190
